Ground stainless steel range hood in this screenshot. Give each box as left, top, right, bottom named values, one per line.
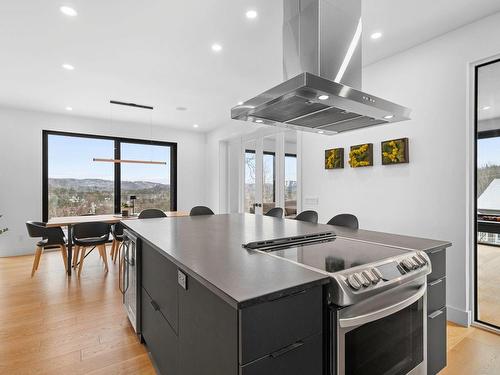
left=231, top=0, right=411, bottom=135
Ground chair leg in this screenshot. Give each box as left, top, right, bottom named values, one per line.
left=73, top=246, right=80, bottom=268
left=110, top=239, right=116, bottom=261
left=31, top=246, right=42, bottom=277
left=78, top=247, right=86, bottom=277
left=100, top=244, right=109, bottom=273
left=60, top=245, right=68, bottom=272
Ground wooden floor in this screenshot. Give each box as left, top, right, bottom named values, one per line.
left=0, top=250, right=499, bottom=374
left=0, top=247, right=155, bottom=374
left=477, top=244, right=500, bottom=327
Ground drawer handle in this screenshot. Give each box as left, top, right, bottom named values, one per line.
left=429, top=309, right=444, bottom=319
left=429, top=278, right=444, bottom=287
left=150, top=300, right=160, bottom=311
left=270, top=341, right=304, bottom=359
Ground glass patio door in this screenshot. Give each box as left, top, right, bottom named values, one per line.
left=242, top=131, right=298, bottom=216
left=475, top=58, right=500, bottom=330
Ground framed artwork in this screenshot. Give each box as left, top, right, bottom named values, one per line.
left=325, top=148, right=344, bottom=169
left=381, top=138, right=409, bottom=165
left=349, top=143, right=373, bottom=168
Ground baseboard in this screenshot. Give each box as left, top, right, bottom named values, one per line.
left=447, top=305, right=472, bottom=326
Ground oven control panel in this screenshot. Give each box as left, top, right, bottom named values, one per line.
left=345, top=251, right=428, bottom=291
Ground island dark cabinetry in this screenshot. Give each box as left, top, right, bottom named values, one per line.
left=425, top=247, right=447, bottom=375
left=139, top=239, right=323, bottom=375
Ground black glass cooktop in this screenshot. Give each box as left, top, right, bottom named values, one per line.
left=268, top=237, right=410, bottom=273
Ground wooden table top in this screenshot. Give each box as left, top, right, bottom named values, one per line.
left=46, top=211, right=189, bottom=227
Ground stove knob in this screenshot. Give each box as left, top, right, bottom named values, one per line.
left=417, top=252, right=428, bottom=265
left=412, top=256, right=424, bottom=267
left=372, top=268, right=383, bottom=281
left=362, top=270, right=377, bottom=284
left=347, top=275, right=361, bottom=290
left=409, top=258, right=419, bottom=270
left=358, top=273, right=371, bottom=287
left=402, top=259, right=413, bottom=271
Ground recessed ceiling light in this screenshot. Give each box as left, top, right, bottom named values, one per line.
left=211, top=43, right=223, bottom=52
left=383, top=114, right=394, bottom=119
left=237, top=101, right=244, bottom=105
left=193, top=124, right=199, bottom=128
left=318, top=95, right=329, bottom=100
left=65, top=106, right=73, bottom=111
left=246, top=10, right=258, bottom=19
left=317, top=130, right=324, bottom=134
left=255, top=119, right=263, bottom=123
left=481, top=105, right=491, bottom=110
left=60, top=6, right=77, bottom=17
left=176, top=106, right=187, bottom=111
left=370, top=32, right=382, bottom=40
left=62, top=63, right=75, bottom=70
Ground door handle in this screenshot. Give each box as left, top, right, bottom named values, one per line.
left=339, top=284, right=426, bottom=328
left=429, top=309, right=445, bottom=319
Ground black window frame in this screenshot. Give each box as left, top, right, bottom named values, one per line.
left=42, top=130, right=177, bottom=222
left=473, top=57, right=500, bottom=331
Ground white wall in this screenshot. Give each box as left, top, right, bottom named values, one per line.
left=0, top=106, right=206, bottom=256
left=301, top=12, right=500, bottom=325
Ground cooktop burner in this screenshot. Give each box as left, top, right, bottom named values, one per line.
left=267, top=237, right=409, bottom=273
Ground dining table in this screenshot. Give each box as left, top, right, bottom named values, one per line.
left=46, top=211, right=189, bottom=276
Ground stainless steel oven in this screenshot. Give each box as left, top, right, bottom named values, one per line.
left=120, top=229, right=140, bottom=333
left=332, top=282, right=427, bottom=375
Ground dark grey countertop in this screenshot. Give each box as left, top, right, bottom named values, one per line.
left=123, top=213, right=332, bottom=308
left=123, top=213, right=451, bottom=309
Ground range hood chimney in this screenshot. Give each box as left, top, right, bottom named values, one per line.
left=231, top=0, right=411, bottom=135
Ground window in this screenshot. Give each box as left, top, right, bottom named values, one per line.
left=120, top=142, right=172, bottom=213
left=244, top=149, right=256, bottom=213
left=43, top=131, right=177, bottom=221
left=263, top=152, right=276, bottom=205
left=285, top=153, right=297, bottom=200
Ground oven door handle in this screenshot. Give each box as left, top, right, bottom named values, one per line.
left=339, top=283, right=426, bottom=328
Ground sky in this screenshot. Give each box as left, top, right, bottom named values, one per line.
left=478, top=137, right=500, bottom=168
left=48, top=135, right=171, bottom=184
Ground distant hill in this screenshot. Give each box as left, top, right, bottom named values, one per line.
left=49, top=178, right=169, bottom=192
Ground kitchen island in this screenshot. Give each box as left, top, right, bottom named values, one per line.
left=122, top=213, right=451, bottom=375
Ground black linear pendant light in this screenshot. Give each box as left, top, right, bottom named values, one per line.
left=93, top=100, right=167, bottom=165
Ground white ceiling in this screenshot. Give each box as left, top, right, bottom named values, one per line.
left=1, top=0, right=500, bottom=132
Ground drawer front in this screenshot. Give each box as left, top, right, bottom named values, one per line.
left=239, top=285, right=322, bottom=365
left=427, top=307, right=447, bottom=375
left=240, top=333, right=322, bottom=375
left=141, top=242, right=178, bottom=332
left=142, top=288, right=178, bottom=375
left=426, top=247, right=446, bottom=282
left=427, top=277, right=446, bottom=313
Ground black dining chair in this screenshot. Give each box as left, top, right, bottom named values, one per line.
left=72, top=222, right=111, bottom=277
left=189, top=206, right=215, bottom=216
left=327, top=214, right=359, bottom=230
left=265, top=207, right=284, bottom=218
left=111, top=222, right=124, bottom=264
left=26, top=221, right=67, bottom=277
left=295, top=210, right=318, bottom=224
left=138, top=209, right=167, bottom=219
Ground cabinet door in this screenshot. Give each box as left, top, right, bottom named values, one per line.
left=178, top=271, right=238, bottom=375
left=142, top=288, right=178, bottom=375
left=427, top=307, right=447, bottom=375
left=141, top=241, right=178, bottom=332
